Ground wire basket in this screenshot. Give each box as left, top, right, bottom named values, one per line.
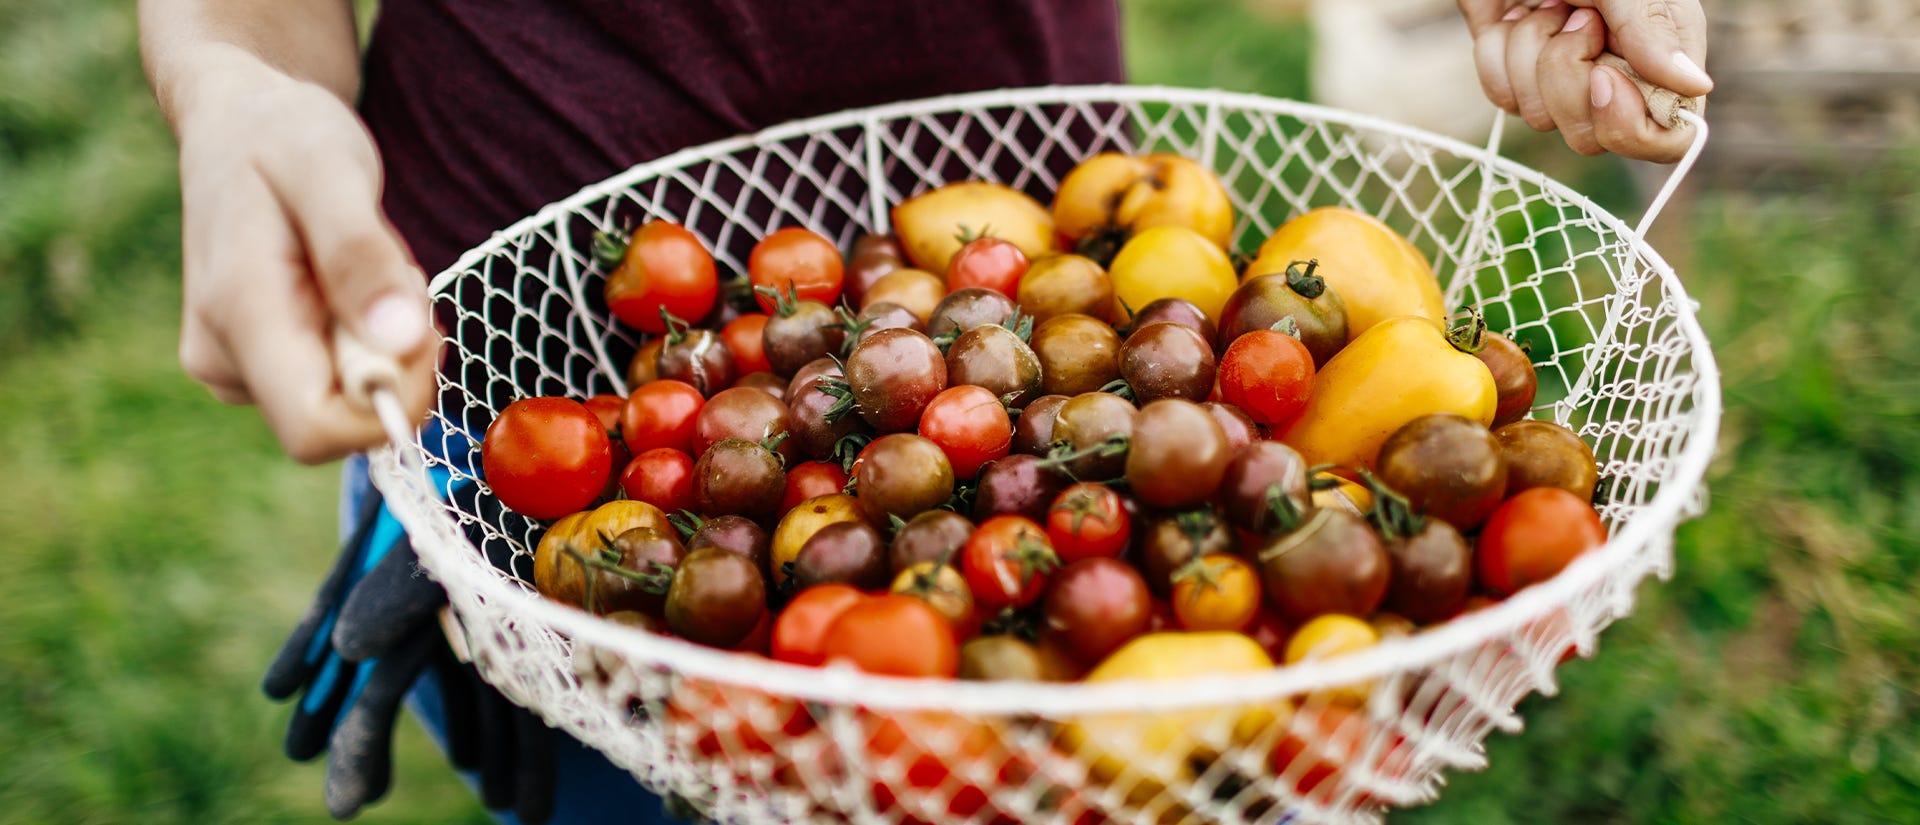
left=366, top=86, right=1721, bottom=824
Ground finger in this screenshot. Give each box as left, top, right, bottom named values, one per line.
left=1506, top=1, right=1575, bottom=132
left=178, top=322, right=252, bottom=404
left=255, top=124, right=435, bottom=364
left=1590, top=64, right=1698, bottom=163
left=1570, top=0, right=1712, bottom=96
left=1541, top=8, right=1608, bottom=155
left=1472, top=9, right=1527, bottom=113
left=1458, top=0, right=1521, bottom=35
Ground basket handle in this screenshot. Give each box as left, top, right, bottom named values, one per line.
left=332, top=326, right=434, bottom=483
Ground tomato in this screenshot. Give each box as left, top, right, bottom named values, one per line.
left=1284, top=614, right=1378, bottom=705
left=532, top=500, right=671, bottom=610
left=1476, top=487, right=1606, bottom=595
left=1246, top=611, right=1292, bottom=661
left=618, top=447, right=695, bottom=514
left=482, top=397, right=613, bottom=520
left=1107, top=226, right=1238, bottom=323
left=771, top=583, right=866, bottom=666
left=1218, top=329, right=1315, bottom=428
left=1045, top=482, right=1130, bottom=563
left=770, top=493, right=867, bottom=587
left=820, top=594, right=960, bottom=678
left=917, top=385, right=1013, bottom=481
left=1282, top=315, right=1497, bottom=471
left=1170, top=553, right=1262, bottom=632
left=603, top=221, right=719, bottom=334
left=890, top=561, right=975, bottom=630
left=1247, top=206, right=1444, bottom=339
left=619, top=379, right=705, bottom=456
left=1270, top=704, right=1400, bottom=807
left=583, top=393, right=632, bottom=496
left=1052, top=153, right=1235, bottom=253
left=719, top=313, right=773, bottom=375
left=946, top=236, right=1029, bottom=297
left=780, top=460, right=849, bottom=513
left=960, top=515, right=1059, bottom=610
left=1042, top=557, right=1152, bottom=663
left=750, top=227, right=844, bottom=311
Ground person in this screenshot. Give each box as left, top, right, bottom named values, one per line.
left=138, top=1, right=1710, bottom=822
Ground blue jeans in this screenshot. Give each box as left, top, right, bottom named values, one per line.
left=341, top=454, right=675, bottom=825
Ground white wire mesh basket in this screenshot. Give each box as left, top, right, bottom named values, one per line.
left=366, top=85, right=1722, bottom=824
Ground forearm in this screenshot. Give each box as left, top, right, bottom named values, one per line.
left=139, top=0, right=362, bottom=133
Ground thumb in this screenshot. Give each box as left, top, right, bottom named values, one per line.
left=261, top=135, right=431, bottom=358
left=1576, top=0, right=1713, bottom=97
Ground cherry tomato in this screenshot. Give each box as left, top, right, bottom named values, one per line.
left=583, top=393, right=632, bottom=495
left=820, top=594, right=959, bottom=678
left=1247, top=611, right=1292, bottom=661
left=603, top=221, right=718, bottom=334
left=619, top=447, right=696, bottom=514
left=720, top=313, right=773, bottom=375
left=945, top=236, right=1029, bottom=297
left=619, top=380, right=705, bottom=456
left=1044, top=482, right=1130, bottom=563
left=771, top=584, right=866, bottom=666
left=1476, top=487, right=1607, bottom=595
left=1042, top=557, right=1152, bottom=663
left=750, top=227, right=844, bottom=311
left=1218, top=329, right=1315, bottom=427
left=482, top=397, right=612, bottom=520
left=960, top=515, right=1059, bottom=610
left=780, top=460, right=849, bottom=513
left=1170, top=553, right=1262, bottom=632
left=917, top=385, right=1013, bottom=481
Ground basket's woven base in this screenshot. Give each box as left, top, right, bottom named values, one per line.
left=369, top=86, right=1720, bottom=825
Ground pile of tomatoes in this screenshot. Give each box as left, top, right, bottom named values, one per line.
left=479, top=152, right=1611, bottom=696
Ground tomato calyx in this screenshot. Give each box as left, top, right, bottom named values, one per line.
left=1170, top=554, right=1224, bottom=603
left=828, top=306, right=872, bottom=357
left=979, top=604, right=1043, bottom=641
left=816, top=377, right=858, bottom=425
left=1052, top=489, right=1104, bottom=536
left=659, top=308, right=692, bottom=346
left=938, top=481, right=980, bottom=514
left=1284, top=258, right=1328, bottom=300
left=753, top=283, right=802, bottom=318
left=591, top=225, right=629, bottom=270
left=1356, top=467, right=1426, bottom=541
left=1263, top=483, right=1310, bottom=534
left=830, top=432, right=872, bottom=474
left=668, top=510, right=703, bottom=541
left=1035, top=434, right=1131, bottom=481
left=561, top=530, right=675, bottom=614
left=1445, top=306, right=1489, bottom=355
left=1175, top=508, right=1223, bottom=557
left=1006, top=308, right=1036, bottom=344
left=1096, top=378, right=1136, bottom=403
left=1001, top=532, right=1060, bottom=589
left=759, top=431, right=792, bottom=467
left=953, top=223, right=995, bottom=245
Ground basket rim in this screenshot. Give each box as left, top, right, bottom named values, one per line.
left=406, top=83, right=1724, bottom=716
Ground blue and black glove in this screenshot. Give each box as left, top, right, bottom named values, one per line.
left=262, top=467, right=555, bottom=822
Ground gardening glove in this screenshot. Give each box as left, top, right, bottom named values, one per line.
left=262, top=463, right=555, bottom=823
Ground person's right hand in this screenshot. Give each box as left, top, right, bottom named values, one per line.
left=173, top=66, right=438, bottom=463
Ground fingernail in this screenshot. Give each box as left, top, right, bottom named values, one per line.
left=364, top=293, right=427, bottom=354
left=1562, top=9, right=1594, bottom=32
left=1590, top=67, right=1614, bottom=109
left=1672, top=52, right=1713, bottom=87
left=1538, top=0, right=1565, bottom=8
left=1502, top=6, right=1527, bottom=21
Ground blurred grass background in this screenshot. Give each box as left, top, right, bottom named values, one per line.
left=1, top=0, right=1915, bottom=823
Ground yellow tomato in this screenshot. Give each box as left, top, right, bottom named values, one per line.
left=1247, top=207, right=1445, bottom=339
left=1310, top=472, right=1373, bottom=515
left=1015, top=253, right=1113, bottom=324
left=1281, top=315, right=1498, bottom=470
left=769, top=493, right=866, bottom=586
left=891, top=182, right=1054, bottom=273
left=859, top=267, right=945, bottom=322
left=1107, top=226, right=1239, bottom=323
left=1283, top=613, right=1379, bottom=706
left=1058, top=632, right=1287, bottom=804
left=1053, top=153, right=1235, bottom=251
left=533, top=500, right=670, bottom=610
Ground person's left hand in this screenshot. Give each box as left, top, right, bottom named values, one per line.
left=1458, top=0, right=1713, bottom=162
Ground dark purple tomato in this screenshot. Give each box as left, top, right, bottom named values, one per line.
left=1011, top=394, right=1070, bottom=456
left=664, top=546, right=766, bottom=648
left=1030, top=314, right=1122, bottom=396
left=693, top=438, right=786, bottom=522
left=925, top=287, right=1017, bottom=342
left=1136, top=509, right=1233, bottom=597
left=973, top=453, right=1072, bottom=523
left=1218, top=441, right=1312, bottom=535
left=1128, top=297, right=1216, bottom=344
left=1043, top=557, right=1152, bottom=664
left=845, top=328, right=947, bottom=433
left=762, top=298, right=846, bottom=377
left=1204, top=402, right=1261, bottom=453
left=1377, top=413, right=1509, bottom=531
left=1119, top=322, right=1216, bottom=404
left=852, top=433, right=954, bottom=524
left=686, top=514, right=771, bottom=581
left=1384, top=520, right=1472, bottom=624
left=1124, top=399, right=1231, bottom=509
left=692, top=386, right=794, bottom=466
left=1047, top=392, right=1136, bottom=481
left=1216, top=261, right=1347, bottom=366
left=889, top=509, right=975, bottom=573
left=733, top=371, right=789, bottom=403
left=946, top=324, right=1043, bottom=406
left=1254, top=508, right=1390, bottom=623
left=792, top=521, right=890, bottom=590
left=656, top=329, right=736, bottom=397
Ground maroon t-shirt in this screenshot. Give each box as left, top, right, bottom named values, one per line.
left=359, top=0, right=1125, bottom=274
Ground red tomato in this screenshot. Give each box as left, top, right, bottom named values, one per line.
left=819, top=594, right=959, bottom=678
left=944, top=236, right=1029, bottom=297
left=481, top=397, right=613, bottom=520
left=1219, top=329, right=1315, bottom=427
left=771, top=584, right=867, bottom=667
left=750, top=227, right=844, bottom=311
left=917, top=385, right=1013, bottom=481
left=960, top=515, right=1059, bottom=611
left=720, top=314, right=774, bottom=375
left=1476, top=487, right=1607, bottom=595
left=619, top=448, right=695, bottom=514
left=619, top=380, right=705, bottom=455
left=1041, top=557, right=1152, bottom=663
left=604, top=221, right=719, bottom=334
left=1044, top=482, right=1131, bottom=563
left=781, top=460, right=850, bottom=512
left=1247, top=611, right=1293, bottom=662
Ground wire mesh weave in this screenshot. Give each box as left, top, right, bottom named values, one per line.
left=368, top=86, right=1721, bottom=824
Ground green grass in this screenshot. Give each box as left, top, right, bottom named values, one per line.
left=3, top=0, right=1916, bottom=822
